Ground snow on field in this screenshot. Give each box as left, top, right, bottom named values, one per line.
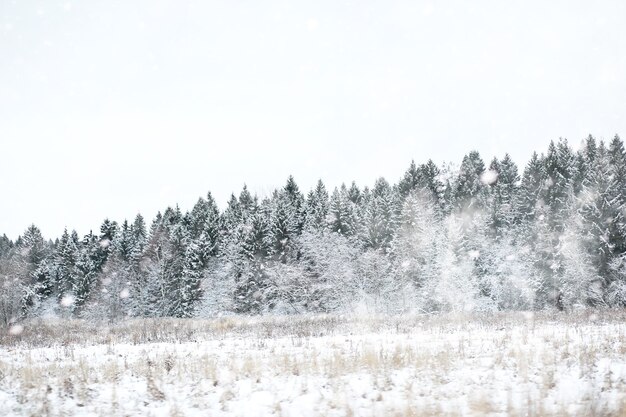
left=1, top=312, right=626, bottom=416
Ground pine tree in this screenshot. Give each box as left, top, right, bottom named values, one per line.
left=19, top=225, right=47, bottom=270
left=7, top=225, right=49, bottom=312
left=115, top=220, right=135, bottom=262
left=427, top=213, right=483, bottom=312
left=303, top=180, right=330, bottom=231
left=362, top=178, right=398, bottom=252
left=130, top=213, right=147, bottom=261
left=398, top=159, right=443, bottom=203
left=178, top=239, right=205, bottom=318
left=454, top=151, right=486, bottom=211
left=607, top=135, right=626, bottom=257
left=577, top=141, right=613, bottom=279
left=573, top=135, right=598, bottom=194
left=220, top=189, right=271, bottom=314
left=99, top=219, right=119, bottom=244
left=487, top=154, right=520, bottom=234
left=398, top=160, right=420, bottom=197
left=264, top=189, right=299, bottom=263
left=347, top=181, right=362, bottom=204
left=283, top=176, right=305, bottom=232
left=189, top=197, right=211, bottom=240
left=517, top=151, right=545, bottom=223
left=0, top=234, right=13, bottom=259
left=604, top=135, right=626, bottom=304
left=51, top=229, right=84, bottom=310
left=498, top=153, right=520, bottom=220
left=163, top=223, right=192, bottom=317
left=203, top=192, right=222, bottom=256
left=133, top=213, right=167, bottom=316
left=543, top=139, right=577, bottom=231
left=392, top=189, right=441, bottom=296
left=328, top=185, right=359, bottom=237
left=238, top=185, right=256, bottom=220
left=95, top=218, right=119, bottom=271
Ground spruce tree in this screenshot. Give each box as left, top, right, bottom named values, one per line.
left=362, top=178, right=398, bottom=252
left=303, top=180, right=330, bottom=231
left=517, top=151, right=545, bottom=223
left=328, top=186, right=354, bottom=236
left=398, top=160, right=420, bottom=197
left=0, top=234, right=13, bottom=259
left=392, top=189, right=441, bottom=292
left=454, top=151, right=486, bottom=211
left=130, top=213, right=147, bottom=262
left=264, top=189, right=299, bottom=263
left=283, top=176, right=305, bottom=232
left=347, top=181, right=362, bottom=204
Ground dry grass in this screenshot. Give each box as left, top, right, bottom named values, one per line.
left=2, top=308, right=622, bottom=348
left=1, top=310, right=626, bottom=416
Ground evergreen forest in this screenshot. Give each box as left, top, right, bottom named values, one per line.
left=2, top=135, right=626, bottom=322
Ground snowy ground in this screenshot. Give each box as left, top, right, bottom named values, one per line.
left=2, top=311, right=626, bottom=416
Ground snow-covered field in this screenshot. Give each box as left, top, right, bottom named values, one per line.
left=2, top=311, right=626, bottom=416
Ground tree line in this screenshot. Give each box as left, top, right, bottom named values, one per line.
left=2, top=135, right=626, bottom=323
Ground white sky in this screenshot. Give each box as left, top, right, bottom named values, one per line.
left=1, top=0, right=625, bottom=240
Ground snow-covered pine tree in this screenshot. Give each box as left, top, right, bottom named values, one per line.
left=516, top=151, right=546, bottom=224
left=130, top=213, right=147, bottom=262
left=303, top=180, right=330, bottom=231
left=391, top=189, right=441, bottom=309
left=605, top=135, right=626, bottom=304
left=50, top=229, right=84, bottom=312
left=17, top=225, right=49, bottom=293
left=0, top=234, right=13, bottom=260
left=264, top=189, right=299, bottom=264
left=576, top=139, right=614, bottom=280
left=163, top=222, right=194, bottom=317
left=283, top=176, right=306, bottom=232
left=486, top=154, right=520, bottom=236
left=202, top=192, right=222, bottom=256
left=115, top=220, right=134, bottom=262
left=328, top=185, right=360, bottom=237
left=361, top=178, right=398, bottom=253
left=188, top=197, right=210, bottom=240
left=347, top=181, right=362, bottom=204
left=454, top=150, right=486, bottom=211
left=220, top=188, right=270, bottom=314
left=398, top=159, right=443, bottom=204
left=542, top=139, right=577, bottom=232
left=426, top=213, right=483, bottom=312
left=398, top=160, right=421, bottom=197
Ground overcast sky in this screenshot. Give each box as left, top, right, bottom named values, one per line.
left=1, top=0, right=625, bottom=240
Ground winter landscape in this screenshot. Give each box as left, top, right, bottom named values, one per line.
left=4, top=136, right=626, bottom=416
left=3, top=0, right=626, bottom=416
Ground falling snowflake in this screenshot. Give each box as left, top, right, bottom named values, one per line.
left=480, top=170, right=498, bottom=185
left=8, top=324, right=23, bottom=336
left=119, top=288, right=130, bottom=299
left=60, top=294, right=75, bottom=307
